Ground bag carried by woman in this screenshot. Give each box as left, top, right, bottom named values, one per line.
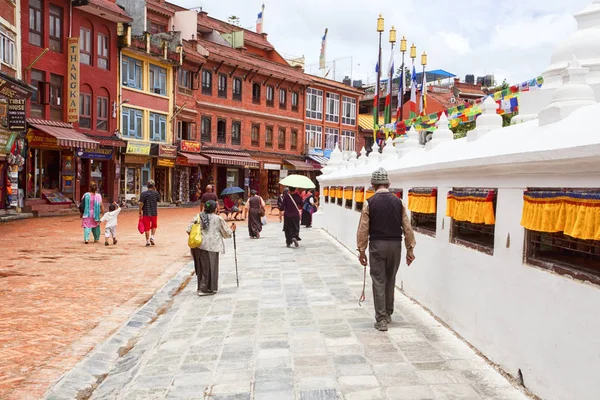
left=188, top=214, right=203, bottom=248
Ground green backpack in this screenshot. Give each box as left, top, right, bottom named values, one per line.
left=188, top=214, right=203, bottom=248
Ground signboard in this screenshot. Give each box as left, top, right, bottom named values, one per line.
left=180, top=140, right=200, bottom=153
left=157, top=158, right=175, bottom=167
left=176, top=156, right=194, bottom=167
left=158, top=144, right=177, bottom=158
left=308, top=147, right=324, bottom=156
left=67, top=37, right=80, bottom=122
left=124, top=155, right=149, bottom=164
left=7, top=99, right=26, bottom=131
left=126, top=141, right=151, bottom=155
left=263, top=163, right=281, bottom=170
left=244, top=177, right=250, bottom=187
left=76, top=147, right=113, bottom=160
left=26, top=130, right=61, bottom=149
left=280, top=169, right=289, bottom=178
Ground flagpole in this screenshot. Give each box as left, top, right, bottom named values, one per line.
left=399, top=37, right=407, bottom=122
left=374, top=14, right=384, bottom=142
left=421, top=51, right=427, bottom=115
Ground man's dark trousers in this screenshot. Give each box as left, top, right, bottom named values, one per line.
left=369, top=240, right=402, bottom=322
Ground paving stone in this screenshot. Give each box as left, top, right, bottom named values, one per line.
left=430, top=383, right=483, bottom=399
left=299, top=389, right=342, bottom=400
left=385, top=385, right=435, bottom=400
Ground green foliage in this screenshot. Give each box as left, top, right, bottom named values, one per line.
left=395, top=66, right=411, bottom=88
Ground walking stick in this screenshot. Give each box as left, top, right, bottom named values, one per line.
left=233, top=230, right=239, bottom=287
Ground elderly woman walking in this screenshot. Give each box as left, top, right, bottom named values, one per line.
left=246, top=189, right=265, bottom=239
left=81, top=183, right=104, bottom=244
left=187, top=200, right=236, bottom=296
left=280, top=187, right=303, bottom=248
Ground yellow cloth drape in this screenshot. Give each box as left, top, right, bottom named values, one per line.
left=336, top=187, right=343, bottom=199
left=344, top=187, right=353, bottom=200
left=408, top=192, right=436, bottom=214
left=446, top=192, right=495, bottom=225
left=354, top=187, right=365, bottom=203
left=323, top=187, right=329, bottom=197
left=366, top=189, right=375, bottom=200
left=521, top=192, right=600, bottom=241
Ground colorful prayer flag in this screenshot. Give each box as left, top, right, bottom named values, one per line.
left=256, top=4, right=265, bottom=34
left=383, top=52, right=394, bottom=126
left=373, top=61, right=379, bottom=137
left=408, top=65, right=418, bottom=119
left=420, top=71, right=427, bottom=115
left=319, top=28, right=328, bottom=70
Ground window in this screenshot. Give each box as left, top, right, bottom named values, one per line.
left=122, top=56, right=142, bottom=89
left=149, top=112, right=167, bottom=142
left=291, top=91, right=299, bottom=112
left=80, top=27, right=92, bottom=65
left=291, top=129, right=298, bottom=150
left=97, top=33, right=109, bottom=69
left=325, top=128, right=339, bottom=150
left=342, top=96, right=357, bottom=125
left=201, top=116, right=211, bottom=142
left=177, top=120, right=196, bottom=141
left=97, top=96, right=108, bottom=131
left=449, top=188, right=497, bottom=255
left=178, top=69, right=193, bottom=95
left=252, top=83, right=261, bottom=104
left=79, top=93, right=91, bottom=128
left=0, top=28, right=15, bottom=66
left=305, top=124, right=323, bottom=149
left=49, top=74, right=63, bottom=121
left=218, top=73, right=227, bottom=98
left=232, top=78, right=242, bottom=101
left=266, top=85, right=274, bottom=107
left=202, top=69, right=212, bottom=95
left=122, top=107, right=143, bottom=139
left=278, top=128, right=286, bottom=149
left=149, top=64, right=167, bottom=95
left=251, top=124, right=259, bottom=146
left=29, top=0, right=43, bottom=46
left=341, top=130, right=355, bottom=152
left=524, top=189, right=600, bottom=285
left=326, top=93, right=340, bottom=123
left=217, top=120, right=226, bottom=143
left=279, top=89, right=287, bottom=109
left=30, top=69, right=44, bottom=118
left=49, top=5, right=63, bottom=52
left=306, top=88, right=323, bottom=120
left=232, top=121, right=241, bottom=145
left=409, top=188, right=437, bottom=237
left=147, top=20, right=166, bottom=34
left=265, top=126, right=273, bottom=147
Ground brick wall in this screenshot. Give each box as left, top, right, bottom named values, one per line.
left=0, top=0, right=17, bottom=77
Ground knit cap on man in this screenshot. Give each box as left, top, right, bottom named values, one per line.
left=371, top=168, right=389, bottom=185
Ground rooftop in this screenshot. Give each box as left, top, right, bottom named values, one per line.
left=309, top=75, right=364, bottom=95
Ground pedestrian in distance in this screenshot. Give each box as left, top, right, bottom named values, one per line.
left=223, top=194, right=241, bottom=220
left=356, top=167, right=417, bottom=332
left=101, top=202, right=121, bottom=246
left=139, top=179, right=161, bottom=247
left=246, top=189, right=266, bottom=239
left=81, top=183, right=104, bottom=244
left=277, top=191, right=285, bottom=222
left=5, top=176, right=12, bottom=208
left=200, top=184, right=218, bottom=212
left=280, top=186, right=303, bottom=248
left=301, top=189, right=317, bottom=228
left=186, top=200, right=235, bottom=296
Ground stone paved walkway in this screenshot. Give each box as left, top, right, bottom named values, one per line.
left=61, top=223, right=528, bottom=400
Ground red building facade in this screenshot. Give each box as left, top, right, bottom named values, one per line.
left=20, top=0, right=130, bottom=213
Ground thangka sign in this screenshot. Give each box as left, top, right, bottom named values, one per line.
left=67, top=37, right=80, bottom=122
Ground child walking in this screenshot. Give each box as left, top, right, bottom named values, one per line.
left=101, top=202, right=121, bottom=246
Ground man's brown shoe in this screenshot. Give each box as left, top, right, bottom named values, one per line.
left=374, top=320, right=388, bottom=331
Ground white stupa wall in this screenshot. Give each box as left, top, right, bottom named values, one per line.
left=315, top=28, right=600, bottom=398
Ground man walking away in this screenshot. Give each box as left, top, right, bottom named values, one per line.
left=356, top=168, right=416, bottom=331
left=200, top=185, right=218, bottom=212
left=139, top=179, right=161, bottom=247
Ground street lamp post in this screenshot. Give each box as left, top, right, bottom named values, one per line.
left=374, top=14, right=384, bottom=135
left=399, top=36, right=407, bottom=121
left=384, top=26, right=396, bottom=128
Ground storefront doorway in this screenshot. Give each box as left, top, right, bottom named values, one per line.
left=155, top=166, right=168, bottom=202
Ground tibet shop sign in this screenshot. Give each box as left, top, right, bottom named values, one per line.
left=126, top=141, right=151, bottom=155
left=67, top=37, right=80, bottom=123
left=0, top=74, right=34, bottom=131
left=76, top=147, right=113, bottom=160
left=180, top=140, right=200, bottom=153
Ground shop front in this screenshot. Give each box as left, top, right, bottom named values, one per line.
left=175, top=140, right=208, bottom=203
left=76, top=147, right=115, bottom=200
left=25, top=120, right=99, bottom=208
left=152, top=144, right=177, bottom=203
left=201, top=149, right=259, bottom=196
left=121, top=142, right=152, bottom=202
left=261, top=162, right=282, bottom=201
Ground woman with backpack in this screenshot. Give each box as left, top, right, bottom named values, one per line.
left=186, top=200, right=236, bottom=296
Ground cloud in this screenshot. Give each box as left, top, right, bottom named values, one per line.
left=172, top=0, right=592, bottom=86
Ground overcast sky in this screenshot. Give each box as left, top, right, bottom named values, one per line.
left=172, top=0, right=590, bottom=86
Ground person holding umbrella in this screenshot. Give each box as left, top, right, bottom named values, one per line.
left=280, top=187, right=303, bottom=247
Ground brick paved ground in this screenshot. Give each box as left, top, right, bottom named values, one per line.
left=49, top=224, right=530, bottom=400
left=0, top=207, right=274, bottom=399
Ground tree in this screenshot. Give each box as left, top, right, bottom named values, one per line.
left=227, top=16, right=241, bottom=27
left=395, top=66, right=411, bottom=89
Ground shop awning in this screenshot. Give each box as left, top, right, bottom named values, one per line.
left=307, top=155, right=329, bottom=166
left=285, top=159, right=315, bottom=171
left=202, top=150, right=259, bottom=168
left=178, top=152, right=209, bottom=165
left=27, top=119, right=99, bottom=149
